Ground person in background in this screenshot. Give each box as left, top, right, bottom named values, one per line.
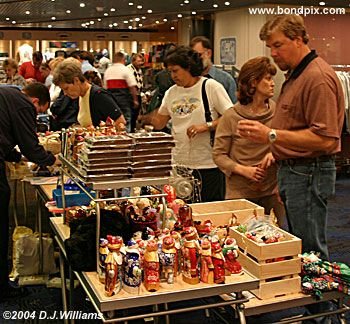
left=0, top=58, right=26, bottom=88
left=142, top=46, right=233, bottom=202
left=127, top=53, right=144, bottom=132
left=48, top=57, right=65, bottom=105
left=52, top=58, right=125, bottom=128
left=19, top=51, right=45, bottom=83
left=213, top=56, right=286, bottom=228
left=84, top=71, right=103, bottom=87
left=39, top=62, right=52, bottom=88
left=104, top=51, right=139, bottom=132
left=190, top=36, right=237, bottom=104
left=0, top=83, right=59, bottom=302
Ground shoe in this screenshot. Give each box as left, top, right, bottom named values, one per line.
left=0, top=282, right=29, bottom=302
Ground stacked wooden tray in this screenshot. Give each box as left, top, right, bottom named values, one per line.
left=129, top=132, right=174, bottom=178
left=76, top=135, right=133, bottom=182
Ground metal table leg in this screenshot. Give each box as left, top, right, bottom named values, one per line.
left=13, top=179, right=18, bottom=227
left=21, top=181, right=28, bottom=225
left=36, top=190, right=43, bottom=274
left=235, top=292, right=247, bottom=324
left=59, top=246, right=69, bottom=324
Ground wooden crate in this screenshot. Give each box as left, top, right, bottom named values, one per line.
left=229, top=226, right=301, bottom=261
left=229, top=226, right=302, bottom=299
left=190, top=199, right=264, bottom=226
left=250, top=275, right=301, bottom=299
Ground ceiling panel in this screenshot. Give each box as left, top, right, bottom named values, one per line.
left=0, top=0, right=348, bottom=30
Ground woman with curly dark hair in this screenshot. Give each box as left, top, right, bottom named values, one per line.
left=213, top=56, right=287, bottom=228
left=142, top=46, right=234, bottom=202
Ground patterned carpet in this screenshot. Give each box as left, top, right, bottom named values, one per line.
left=1, top=176, right=349, bottom=323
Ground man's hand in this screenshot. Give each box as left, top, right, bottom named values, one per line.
left=187, top=124, right=209, bottom=139
left=237, top=120, right=270, bottom=143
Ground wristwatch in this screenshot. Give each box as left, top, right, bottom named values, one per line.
left=268, top=129, right=277, bottom=143
left=206, top=121, right=213, bottom=130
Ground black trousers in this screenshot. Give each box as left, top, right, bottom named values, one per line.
left=193, top=167, right=225, bottom=202
left=0, top=162, right=10, bottom=288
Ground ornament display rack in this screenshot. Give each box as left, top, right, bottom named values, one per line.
left=58, top=153, right=170, bottom=272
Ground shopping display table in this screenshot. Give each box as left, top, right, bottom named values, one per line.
left=50, top=216, right=259, bottom=323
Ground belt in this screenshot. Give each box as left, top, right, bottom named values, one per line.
left=278, top=155, right=335, bottom=166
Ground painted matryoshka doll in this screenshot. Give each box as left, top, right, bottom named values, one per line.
left=105, top=235, right=123, bottom=297
left=123, top=240, right=142, bottom=294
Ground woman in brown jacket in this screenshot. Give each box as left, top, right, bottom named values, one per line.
left=213, top=56, right=286, bottom=228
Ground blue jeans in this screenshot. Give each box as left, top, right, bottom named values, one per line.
left=277, top=159, right=336, bottom=260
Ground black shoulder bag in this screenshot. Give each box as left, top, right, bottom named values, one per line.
left=201, top=78, right=215, bottom=146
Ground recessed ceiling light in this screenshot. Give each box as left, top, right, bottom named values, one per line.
left=319, top=2, right=326, bottom=5
left=180, top=3, right=184, bottom=6
left=51, top=0, right=55, bottom=2
left=128, top=26, right=133, bottom=29
left=123, top=20, right=129, bottom=23
left=129, top=2, right=134, bottom=5
left=213, top=4, right=219, bottom=8
left=97, top=18, right=101, bottom=21
left=81, top=23, right=86, bottom=27
left=147, top=9, right=153, bottom=13
left=104, top=13, right=109, bottom=16
left=139, top=23, right=143, bottom=26
left=192, top=11, right=196, bottom=15
left=80, top=3, right=85, bottom=7
left=113, top=22, right=118, bottom=26
left=85, top=22, right=90, bottom=25
left=142, top=16, right=146, bottom=19
left=12, top=20, right=16, bottom=24
left=224, top=1, right=230, bottom=5
left=51, top=16, right=56, bottom=20
left=110, top=8, right=116, bottom=12
left=163, top=18, right=168, bottom=22
left=66, top=9, right=71, bottom=14
left=137, top=5, right=142, bottom=9
left=129, top=18, right=133, bottom=22
left=25, top=11, right=30, bottom=15
left=90, top=21, right=94, bottom=24
left=177, top=14, right=183, bottom=18
left=156, top=20, right=160, bottom=24
left=184, top=0, right=189, bottom=3
left=171, top=26, right=175, bottom=30
left=109, top=24, right=113, bottom=28
left=135, top=17, right=140, bottom=21
left=48, top=24, right=52, bottom=28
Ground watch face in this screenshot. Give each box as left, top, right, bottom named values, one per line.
left=269, top=130, right=277, bottom=142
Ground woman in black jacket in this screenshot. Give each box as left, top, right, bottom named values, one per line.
left=52, top=58, right=125, bottom=128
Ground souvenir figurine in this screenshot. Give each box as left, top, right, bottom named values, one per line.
left=200, top=238, right=214, bottom=284
left=163, top=184, right=176, bottom=204
left=143, top=240, right=160, bottom=291
left=211, top=241, right=226, bottom=284
left=159, top=236, right=177, bottom=284
left=178, top=204, right=193, bottom=227
left=105, top=235, right=123, bottom=297
left=171, top=230, right=182, bottom=275
left=182, top=227, right=200, bottom=284
left=98, top=238, right=109, bottom=283
left=223, top=238, right=242, bottom=275
left=123, top=240, right=142, bottom=294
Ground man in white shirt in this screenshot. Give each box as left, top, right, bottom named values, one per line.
left=104, top=52, right=139, bottom=133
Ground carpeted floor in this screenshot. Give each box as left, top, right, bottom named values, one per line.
left=1, top=175, right=349, bottom=323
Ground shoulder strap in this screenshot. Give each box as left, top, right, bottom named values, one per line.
left=201, top=78, right=212, bottom=122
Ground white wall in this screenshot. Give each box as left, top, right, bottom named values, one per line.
left=214, top=7, right=285, bottom=98
left=214, top=7, right=268, bottom=68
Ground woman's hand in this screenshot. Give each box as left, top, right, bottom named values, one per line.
left=259, top=152, right=275, bottom=169
left=187, top=124, right=209, bottom=139
left=236, top=164, right=266, bottom=182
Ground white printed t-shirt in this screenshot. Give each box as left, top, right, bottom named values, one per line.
left=158, top=77, right=233, bottom=169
